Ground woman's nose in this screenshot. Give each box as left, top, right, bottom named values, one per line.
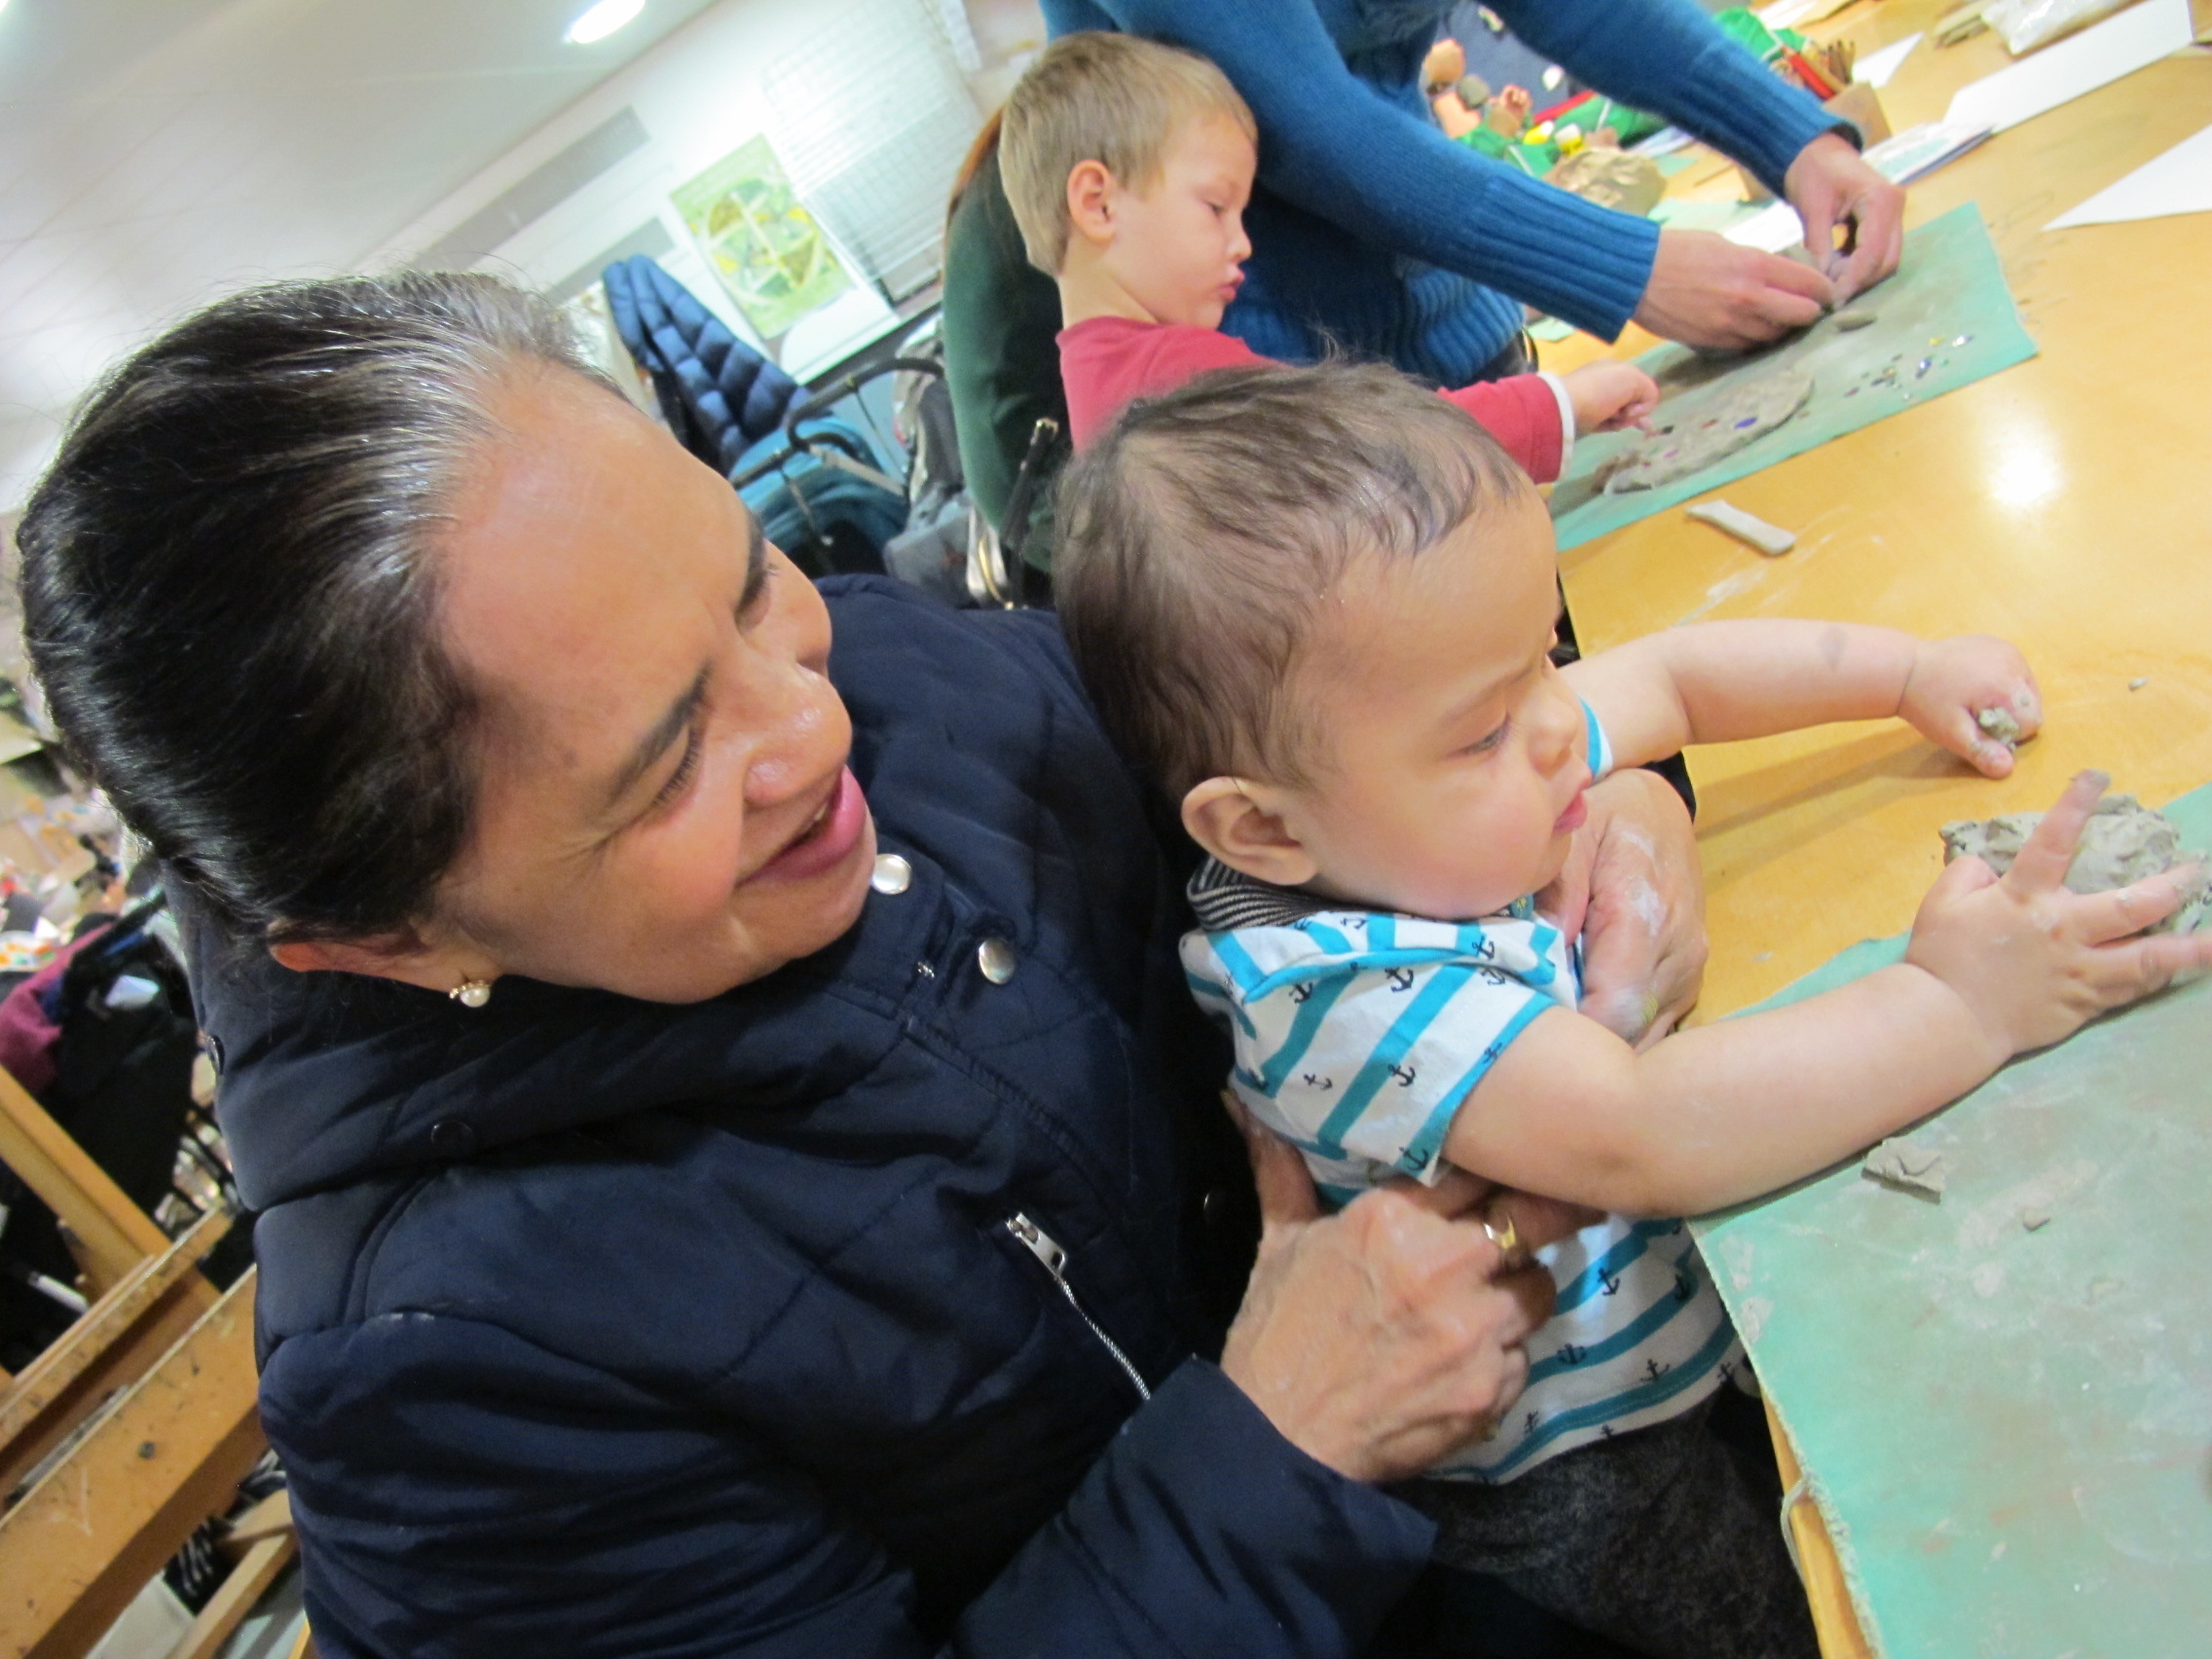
left=738, top=658, right=847, bottom=810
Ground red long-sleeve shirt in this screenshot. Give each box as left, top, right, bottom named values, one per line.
left=1057, top=315, right=1569, bottom=482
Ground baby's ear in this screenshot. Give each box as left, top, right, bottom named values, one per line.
left=1181, top=776, right=1318, bottom=888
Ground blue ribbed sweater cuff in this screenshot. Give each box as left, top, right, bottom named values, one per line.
left=1466, top=171, right=1662, bottom=342
left=1657, top=39, right=1856, bottom=192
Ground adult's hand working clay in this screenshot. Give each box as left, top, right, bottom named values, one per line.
left=1219, top=1119, right=1585, bottom=1483
left=1542, top=768, right=1710, bottom=1050
left=1783, top=132, right=1906, bottom=303
left=1630, top=229, right=1835, bottom=351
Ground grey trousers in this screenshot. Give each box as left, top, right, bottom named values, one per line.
left=1393, top=1388, right=1821, bottom=1659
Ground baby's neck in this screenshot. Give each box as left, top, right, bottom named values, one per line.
left=1293, top=868, right=1542, bottom=928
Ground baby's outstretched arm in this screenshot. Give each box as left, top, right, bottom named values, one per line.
left=1444, top=773, right=2211, bottom=1217
left=1565, top=619, right=2040, bottom=779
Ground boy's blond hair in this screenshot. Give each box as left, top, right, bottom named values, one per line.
left=1000, top=32, right=1257, bottom=275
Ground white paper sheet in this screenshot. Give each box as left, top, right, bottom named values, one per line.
left=1854, top=32, right=1924, bottom=88
left=1944, top=0, right=2194, bottom=132
left=1723, top=201, right=1807, bottom=253
left=2046, top=122, right=2212, bottom=227
left=1862, top=120, right=1996, bottom=183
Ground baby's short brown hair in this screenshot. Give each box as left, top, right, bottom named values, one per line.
left=1056, top=361, right=1533, bottom=803
left=1000, top=32, right=1256, bottom=275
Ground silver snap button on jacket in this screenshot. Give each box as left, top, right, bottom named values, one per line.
left=976, top=937, right=1017, bottom=984
left=870, top=854, right=912, bottom=895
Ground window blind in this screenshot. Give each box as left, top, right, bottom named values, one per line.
left=762, top=0, right=984, bottom=302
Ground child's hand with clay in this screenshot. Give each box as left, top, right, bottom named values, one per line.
left=1561, top=360, right=1661, bottom=434
left=1906, top=771, right=2212, bottom=1064
left=1484, top=85, right=1531, bottom=139
left=1899, top=633, right=2042, bottom=778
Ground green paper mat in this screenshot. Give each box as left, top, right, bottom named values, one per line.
left=1549, top=203, right=2038, bottom=553
left=1689, top=781, right=2212, bottom=1655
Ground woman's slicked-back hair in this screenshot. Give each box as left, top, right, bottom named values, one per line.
left=17, top=272, right=608, bottom=944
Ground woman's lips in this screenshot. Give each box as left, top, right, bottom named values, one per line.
left=750, top=766, right=867, bottom=885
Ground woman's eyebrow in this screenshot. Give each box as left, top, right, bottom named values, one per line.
left=737, top=511, right=767, bottom=613
left=604, top=666, right=709, bottom=811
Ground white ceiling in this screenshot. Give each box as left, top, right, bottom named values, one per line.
left=0, top=0, right=725, bottom=508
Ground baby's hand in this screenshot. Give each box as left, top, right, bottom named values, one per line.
left=1900, top=634, right=2041, bottom=778
left=1561, top=361, right=1661, bottom=434
left=1906, top=772, right=2212, bottom=1064
left=1485, top=84, right=1532, bottom=137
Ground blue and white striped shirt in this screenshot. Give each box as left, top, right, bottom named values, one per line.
left=1181, top=705, right=1739, bottom=1481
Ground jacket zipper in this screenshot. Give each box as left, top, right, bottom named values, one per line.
left=1005, top=1213, right=1151, bottom=1402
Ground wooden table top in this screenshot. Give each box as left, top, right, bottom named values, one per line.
left=1540, top=0, right=2212, bottom=1022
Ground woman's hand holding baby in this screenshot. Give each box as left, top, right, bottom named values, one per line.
left=1899, top=634, right=2042, bottom=777
left=1553, top=770, right=1709, bottom=1050
left=1561, top=360, right=1661, bottom=434
left=1905, top=771, right=2212, bottom=1066
left=1220, top=1112, right=1590, bottom=1482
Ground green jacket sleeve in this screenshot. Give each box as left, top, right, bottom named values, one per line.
left=940, top=146, right=1069, bottom=570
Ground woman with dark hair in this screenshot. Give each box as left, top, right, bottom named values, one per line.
left=18, top=273, right=1714, bottom=1657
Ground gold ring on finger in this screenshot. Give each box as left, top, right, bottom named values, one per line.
left=1481, top=1206, right=1532, bottom=1272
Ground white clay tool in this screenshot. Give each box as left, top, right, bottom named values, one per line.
left=1685, top=498, right=1796, bottom=556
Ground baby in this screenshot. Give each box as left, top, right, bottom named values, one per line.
left=1053, top=362, right=2210, bottom=1658
left=998, top=31, right=1657, bottom=475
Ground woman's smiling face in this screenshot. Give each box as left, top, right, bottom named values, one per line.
left=422, top=363, right=875, bottom=1003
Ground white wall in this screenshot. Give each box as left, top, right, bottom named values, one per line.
left=373, top=0, right=992, bottom=379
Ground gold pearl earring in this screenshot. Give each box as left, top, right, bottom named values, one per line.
left=449, top=977, right=493, bottom=1009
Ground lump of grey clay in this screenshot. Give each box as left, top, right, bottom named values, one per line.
left=1835, top=310, right=1878, bottom=331
left=1976, top=706, right=2023, bottom=749
left=1600, top=369, right=1814, bottom=495
left=1863, top=1135, right=1946, bottom=1198
left=1940, top=793, right=2211, bottom=934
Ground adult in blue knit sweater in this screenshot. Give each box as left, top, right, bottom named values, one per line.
left=1036, top=0, right=1903, bottom=374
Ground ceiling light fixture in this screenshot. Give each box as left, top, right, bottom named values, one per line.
left=564, top=0, right=644, bottom=45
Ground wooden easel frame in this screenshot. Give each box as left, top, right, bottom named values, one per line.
left=0, top=1063, right=281, bottom=1659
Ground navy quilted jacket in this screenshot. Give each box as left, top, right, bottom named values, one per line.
left=200, top=580, right=1433, bottom=1658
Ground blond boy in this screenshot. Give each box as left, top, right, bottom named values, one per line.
left=999, top=32, right=1656, bottom=475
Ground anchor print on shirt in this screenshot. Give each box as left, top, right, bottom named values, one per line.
left=1384, top=967, right=1418, bottom=993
